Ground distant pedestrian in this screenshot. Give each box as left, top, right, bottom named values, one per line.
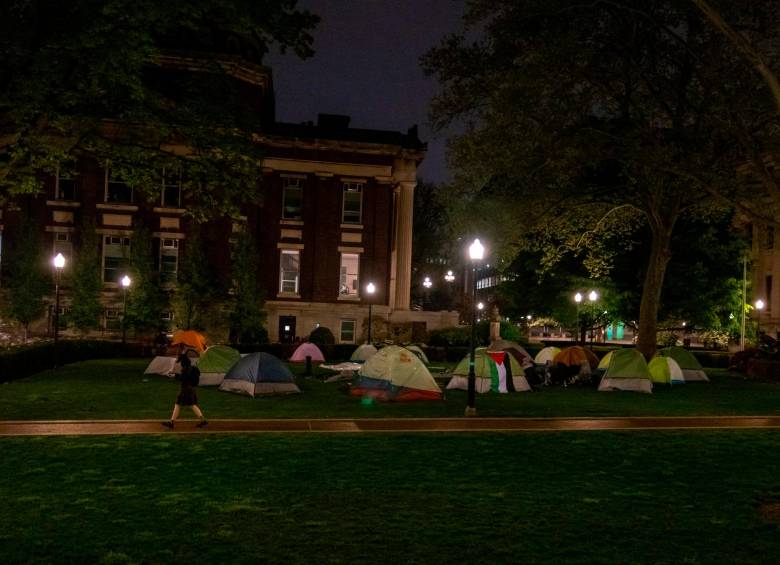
left=161, top=354, right=207, bottom=429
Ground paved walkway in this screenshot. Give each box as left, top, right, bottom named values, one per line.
left=1, top=416, right=779, bottom=436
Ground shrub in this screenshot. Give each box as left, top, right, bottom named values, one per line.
left=657, top=331, right=680, bottom=347
left=428, top=326, right=470, bottom=347
left=309, top=326, right=336, bottom=346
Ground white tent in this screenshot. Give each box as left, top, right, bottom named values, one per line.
left=144, top=356, right=177, bottom=376
left=351, top=343, right=378, bottom=362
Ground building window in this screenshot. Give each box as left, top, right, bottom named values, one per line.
left=160, top=238, right=179, bottom=284
left=102, top=236, right=131, bottom=283
left=54, top=233, right=73, bottom=264
left=339, top=253, right=360, bottom=297
left=342, top=183, right=363, bottom=224
left=161, top=168, right=182, bottom=208
left=104, top=308, right=121, bottom=331
left=765, top=226, right=775, bottom=250
left=105, top=168, right=133, bottom=204
left=282, top=178, right=303, bottom=220
left=340, top=319, right=356, bottom=343
left=56, top=165, right=77, bottom=201
left=279, top=249, right=300, bottom=294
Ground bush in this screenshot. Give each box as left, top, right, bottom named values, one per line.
left=428, top=326, right=470, bottom=347
left=657, top=331, right=680, bottom=347
left=309, top=326, right=335, bottom=346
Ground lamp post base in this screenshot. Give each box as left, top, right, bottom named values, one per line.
left=464, top=406, right=478, bottom=417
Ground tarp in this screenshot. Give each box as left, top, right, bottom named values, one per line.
left=171, top=330, right=207, bottom=353
left=598, top=348, right=653, bottom=393
left=648, top=356, right=685, bottom=385
left=404, top=345, right=430, bottom=364
left=197, top=345, right=241, bottom=386
left=144, top=356, right=176, bottom=376
left=219, top=352, right=300, bottom=397
left=447, top=347, right=531, bottom=393
left=659, top=347, right=709, bottom=381
left=352, top=345, right=441, bottom=401
left=351, top=343, right=378, bottom=362
left=289, top=342, right=326, bottom=363
left=534, top=346, right=561, bottom=365
left=554, top=346, right=600, bottom=371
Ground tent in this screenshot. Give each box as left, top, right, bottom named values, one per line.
left=597, top=350, right=616, bottom=370
left=447, top=347, right=531, bottom=393
left=144, top=356, right=177, bottom=376
left=659, top=347, right=709, bottom=381
left=554, top=346, right=600, bottom=371
left=490, top=339, right=534, bottom=368
left=171, top=330, right=207, bottom=354
left=404, top=345, right=429, bottom=364
left=219, top=352, right=300, bottom=397
left=534, top=346, right=561, bottom=365
left=351, top=345, right=441, bottom=401
left=289, top=342, right=326, bottom=363
left=648, top=356, right=685, bottom=385
left=197, top=345, right=241, bottom=386
left=350, top=343, right=378, bottom=363
left=598, top=348, right=653, bottom=393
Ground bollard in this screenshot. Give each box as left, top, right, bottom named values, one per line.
left=305, top=355, right=312, bottom=377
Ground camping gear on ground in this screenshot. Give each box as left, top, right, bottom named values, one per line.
left=447, top=348, right=531, bottom=393
left=219, top=352, right=300, bottom=397
left=598, top=348, right=653, bottom=393
left=534, top=346, right=561, bottom=365
left=171, top=330, right=207, bottom=354
left=144, top=356, right=177, bottom=376
left=351, top=345, right=442, bottom=401
left=404, top=345, right=429, bottom=364
left=350, top=343, right=378, bottom=363
left=659, top=347, right=709, bottom=381
left=196, top=345, right=241, bottom=386
left=289, top=342, right=326, bottom=363
left=648, top=356, right=685, bottom=385
left=321, top=362, right=363, bottom=382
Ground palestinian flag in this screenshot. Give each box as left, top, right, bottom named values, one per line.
left=488, top=351, right=516, bottom=393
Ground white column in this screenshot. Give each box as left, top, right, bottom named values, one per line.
left=394, top=180, right=415, bottom=310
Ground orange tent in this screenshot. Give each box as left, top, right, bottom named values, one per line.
left=553, top=346, right=599, bottom=370
left=171, top=330, right=207, bottom=353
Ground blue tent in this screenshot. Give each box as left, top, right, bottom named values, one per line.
left=219, top=352, right=300, bottom=397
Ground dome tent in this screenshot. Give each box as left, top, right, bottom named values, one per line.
left=659, top=347, right=708, bottom=381
left=598, top=348, right=653, bottom=393
left=144, top=356, right=177, bottom=376
left=197, top=345, right=241, bottom=386
left=350, top=343, right=378, bottom=363
left=351, top=346, right=441, bottom=401
left=447, top=348, right=531, bottom=393
left=171, top=330, right=207, bottom=354
left=289, top=342, right=326, bottom=363
left=534, top=346, right=561, bottom=365
left=219, top=352, right=300, bottom=397
left=490, top=339, right=533, bottom=368
left=404, top=344, right=429, bottom=364
left=648, top=356, right=685, bottom=385
left=553, top=346, right=600, bottom=371
left=598, top=350, right=615, bottom=370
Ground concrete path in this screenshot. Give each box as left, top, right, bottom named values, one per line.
left=1, top=416, right=779, bottom=436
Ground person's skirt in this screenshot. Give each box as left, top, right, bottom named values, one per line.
left=177, top=388, right=198, bottom=406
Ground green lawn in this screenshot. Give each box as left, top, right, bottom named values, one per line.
left=0, top=359, right=778, bottom=420
left=0, top=432, right=778, bottom=564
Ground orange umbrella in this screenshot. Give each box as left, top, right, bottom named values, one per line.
left=171, top=330, right=207, bottom=353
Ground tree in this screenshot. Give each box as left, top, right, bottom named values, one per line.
left=229, top=228, right=266, bottom=344
left=172, top=225, right=223, bottom=330
left=4, top=217, right=49, bottom=341
left=69, top=219, right=103, bottom=334
left=423, top=0, right=780, bottom=357
left=125, top=221, right=167, bottom=337
left=0, top=0, right=318, bottom=216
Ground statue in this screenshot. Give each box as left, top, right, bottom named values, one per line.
left=490, top=305, right=501, bottom=342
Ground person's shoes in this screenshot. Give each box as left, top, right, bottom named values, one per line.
left=161, top=421, right=174, bottom=429
left=196, top=420, right=208, bottom=428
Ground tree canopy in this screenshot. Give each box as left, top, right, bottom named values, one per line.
left=0, top=0, right=318, bottom=218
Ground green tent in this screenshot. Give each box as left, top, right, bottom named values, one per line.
left=597, top=348, right=653, bottom=393
left=447, top=348, right=531, bottom=393
left=197, top=345, right=241, bottom=386
left=659, top=347, right=709, bottom=381
left=597, top=350, right=615, bottom=370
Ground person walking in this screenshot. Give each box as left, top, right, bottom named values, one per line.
left=162, top=354, right=207, bottom=429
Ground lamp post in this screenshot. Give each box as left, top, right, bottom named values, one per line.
left=366, top=282, right=376, bottom=344
left=466, top=238, right=484, bottom=417
left=121, top=275, right=132, bottom=346
left=52, top=253, right=65, bottom=368
left=574, top=292, right=583, bottom=345
left=588, top=290, right=599, bottom=348
left=444, top=270, right=455, bottom=282
left=423, top=276, right=432, bottom=309
left=755, top=299, right=765, bottom=340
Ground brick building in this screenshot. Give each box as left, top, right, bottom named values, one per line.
left=0, top=53, right=458, bottom=344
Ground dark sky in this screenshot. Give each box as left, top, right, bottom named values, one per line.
left=265, top=0, right=466, bottom=184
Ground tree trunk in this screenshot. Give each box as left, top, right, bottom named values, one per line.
left=636, top=225, right=674, bottom=360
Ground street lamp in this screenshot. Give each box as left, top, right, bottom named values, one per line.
left=574, top=292, right=583, bottom=345
left=588, top=290, right=599, bottom=347
left=755, top=299, right=765, bottom=339
left=121, top=275, right=132, bottom=346
left=444, top=270, right=455, bottom=282
left=366, top=282, right=376, bottom=344
left=466, top=238, right=484, bottom=417
left=423, top=276, right=432, bottom=310
left=52, top=253, right=65, bottom=368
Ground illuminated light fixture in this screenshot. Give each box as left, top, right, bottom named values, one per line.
left=469, top=238, right=485, bottom=261
left=53, top=253, right=66, bottom=269
left=755, top=299, right=765, bottom=310
left=445, top=270, right=455, bottom=282
left=574, top=292, right=583, bottom=303
left=121, top=275, right=131, bottom=288
left=423, top=276, right=432, bottom=289
left=588, top=290, right=598, bottom=302
left=477, top=302, right=485, bottom=310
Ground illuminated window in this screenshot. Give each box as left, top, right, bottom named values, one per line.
left=339, top=253, right=359, bottom=297
left=342, top=183, right=362, bottom=224
left=282, top=178, right=303, bottom=220
left=279, top=250, right=300, bottom=294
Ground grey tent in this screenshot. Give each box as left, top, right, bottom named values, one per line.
left=219, top=352, right=300, bottom=397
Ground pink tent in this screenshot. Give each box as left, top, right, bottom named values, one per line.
left=289, top=342, right=326, bottom=363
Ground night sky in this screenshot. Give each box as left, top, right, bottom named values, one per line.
left=265, top=0, right=466, bottom=184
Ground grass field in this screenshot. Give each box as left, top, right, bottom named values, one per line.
left=0, top=431, right=778, bottom=564
left=0, top=359, right=778, bottom=421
